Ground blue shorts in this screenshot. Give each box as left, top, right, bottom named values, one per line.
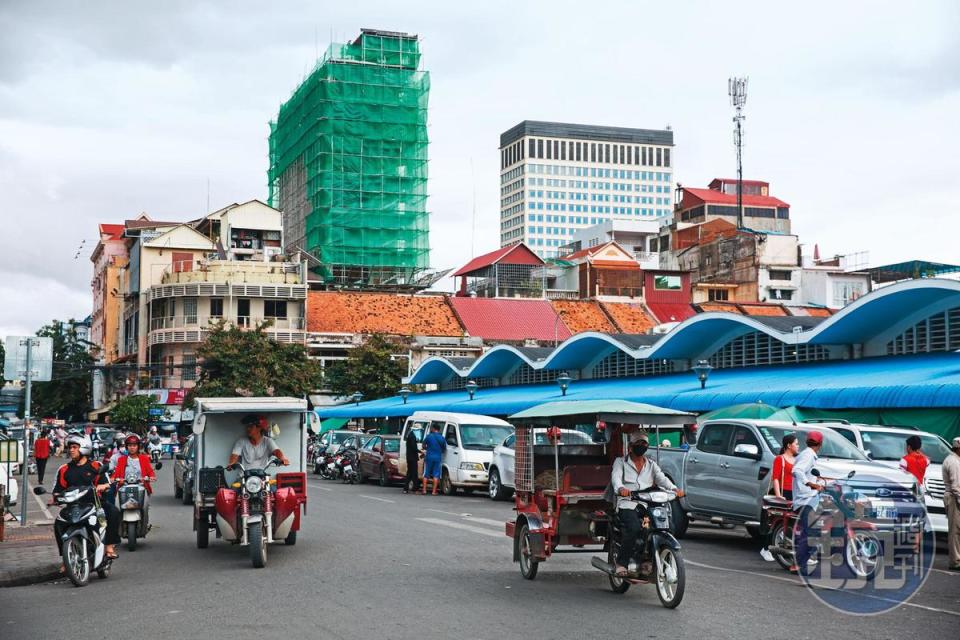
left=423, top=457, right=442, bottom=479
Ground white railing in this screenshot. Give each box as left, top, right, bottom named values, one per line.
left=149, top=315, right=305, bottom=331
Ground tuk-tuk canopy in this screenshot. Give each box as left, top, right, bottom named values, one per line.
left=509, top=399, right=694, bottom=425
left=193, top=397, right=308, bottom=414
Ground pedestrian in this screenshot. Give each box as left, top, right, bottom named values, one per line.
left=420, top=423, right=447, bottom=496
left=55, top=426, right=67, bottom=456
left=403, top=427, right=421, bottom=494
left=899, top=435, right=929, bottom=486
left=791, top=430, right=825, bottom=576
left=942, top=436, right=960, bottom=571
left=760, top=433, right=798, bottom=563
left=34, top=429, right=51, bottom=484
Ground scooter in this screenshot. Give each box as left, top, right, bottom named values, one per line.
left=34, top=485, right=112, bottom=587
left=592, top=489, right=686, bottom=608
left=338, top=448, right=359, bottom=485
left=147, top=440, right=162, bottom=465
left=117, top=464, right=159, bottom=551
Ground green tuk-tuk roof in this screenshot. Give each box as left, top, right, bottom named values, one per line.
left=509, top=399, right=694, bottom=425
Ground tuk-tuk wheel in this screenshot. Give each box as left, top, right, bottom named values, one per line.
left=285, top=530, right=297, bottom=546
left=196, top=515, right=209, bottom=549
left=517, top=523, right=539, bottom=580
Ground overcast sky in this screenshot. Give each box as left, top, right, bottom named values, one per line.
left=1, top=1, right=958, bottom=337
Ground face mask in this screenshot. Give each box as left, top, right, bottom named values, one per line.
left=631, top=443, right=649, bottom=456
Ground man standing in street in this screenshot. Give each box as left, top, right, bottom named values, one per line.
left=402, top=427, right=421, bottom=494
left=791, top=430, right=824, bottom=576
left=420, top=423, right=446, bottom=496
left=34, top=429, right=51, bottom=484
left=942, top=436, right=960, bottom=571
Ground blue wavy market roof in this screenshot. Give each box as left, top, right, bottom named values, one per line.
left=317, top=352, right=960, bottom=419
left=404, top=278, right=960, bottom=385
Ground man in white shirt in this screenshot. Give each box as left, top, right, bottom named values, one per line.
left=791, top=430, right=824, bottom=575
left=942, top=436, right=960, bottom=571
left=611, top=431, right=685, bottom=577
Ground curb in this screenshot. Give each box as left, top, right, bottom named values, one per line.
left=0, top=563, right=61, bottom=588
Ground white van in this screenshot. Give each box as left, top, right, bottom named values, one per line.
left=400, top=412, right=514, bottom=495
left=815, top=421, right=952, bottom=533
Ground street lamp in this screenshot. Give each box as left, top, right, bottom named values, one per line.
left=693, top=360, right=713, bottom=389
left=352, top=391, right=364, bottom=406
left=399, top=387, right=411, bottom=404
left=557, top=372, right=572, bottom=396
left=465, top=380, right=479, bottom=401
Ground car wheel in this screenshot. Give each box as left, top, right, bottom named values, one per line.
left=174, top=480, right=182, bottom=499
left=379, top=465, right=389, bottom=487
left=181, top=481, right=192, bottom=505
left=441, top=469, right=455, bottom=496
left=489, top=468, right=507, bottom=501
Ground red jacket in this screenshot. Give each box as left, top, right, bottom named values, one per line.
left=112, top=453, right=156, bottom=493
left=34, top=438, right=51, bottom=460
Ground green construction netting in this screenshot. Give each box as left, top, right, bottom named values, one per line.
left=268, top=31, right=430, bottom=281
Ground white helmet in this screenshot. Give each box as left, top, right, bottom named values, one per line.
left=65, top=434, right=93, bottom=456
left=149, top=426, right=157, bottom=433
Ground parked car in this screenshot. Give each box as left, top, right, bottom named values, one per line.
left=173, top=434, right=196, bottom=505
left=814, top=420, right=953, bottom=533
left=488, top=428, right=595, bottom=500
left=357, top=435, right=404, bottom=486
left=656, top=420, right=922, bottom=538
left=400, top=412, right=514, bottom=496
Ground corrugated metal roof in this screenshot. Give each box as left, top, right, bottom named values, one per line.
left=682, top=187, right=790, bottom=208
left=647, top=302, right=696, bottom=323
left=449, top=298, right=571, bottom=342
left=452, top=243, right=543, bottom=276
left=320, top=353, right=960, bottom=420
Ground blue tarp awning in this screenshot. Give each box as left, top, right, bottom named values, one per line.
left=317, top=353, right=960, bottom=420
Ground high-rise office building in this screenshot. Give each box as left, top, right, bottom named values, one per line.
left=499, top=121, right=675, bottom=258
left=268, top=29, right=430, bottom=286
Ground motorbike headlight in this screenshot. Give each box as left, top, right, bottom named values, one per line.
left=244, top=476, right=264, bottom=494
left=88, top=515, right=98, bottom=525
left=651, top=507, right=664, bottom=518
left=459, top=462, right=484, bottom=471
left=389, top=459, right=399, bottom=467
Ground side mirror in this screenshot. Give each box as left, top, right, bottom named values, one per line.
left=847, top=470, right=856, bottom=479
left=33, top=486, right=46, bottom=495
left=732, top=443, right=761, bottom=460
left=154, top=462, right=163, bottom=470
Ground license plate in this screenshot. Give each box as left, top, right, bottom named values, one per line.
left=343, top=465, right=352, bottom=473
left=875, top=505, right=898, bottom=519
left=327, top=462, right=335, bottom=469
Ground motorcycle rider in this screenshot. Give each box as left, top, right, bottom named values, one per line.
left=611, top=431, right=685, bottom=577
left=112, top=434, right=157, bottom=493
left=146, top=426, right=163, bottom=460
left=228, top=414, right=289, bottom=469
left=52, top=434, right=121, bottom=560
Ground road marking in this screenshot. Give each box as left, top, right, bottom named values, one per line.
left=27, top=478, right=54, bottom=520
left=307, top=485, right=333, bottom=492
left=461, top=515, right=506, bottom=528
left=416, top=517, right=504, bottom=538
left=360, top=494, right=395, bottom=504
left=426, top=508, right=464, bottom=517
left=686, top=559, right=960, bottom=618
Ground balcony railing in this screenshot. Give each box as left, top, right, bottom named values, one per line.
left=149, top=315, right=305, bottom=331
left=161, top=259, right=302, bottom=286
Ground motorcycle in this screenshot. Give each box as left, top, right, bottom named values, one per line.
left=338, top=448, right=359, bottom=484
left=34, top=485, right=112, bottom=587
left=592, top=489, right=686, bottom=608
left=118, top=464, right=159, bottom=551
left=147, top=440, right=162, bottom=465
left=218, top=458, right=301, bottom=568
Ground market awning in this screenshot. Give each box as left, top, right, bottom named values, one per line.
left=319, top=418, right=349, bottom=433
left=510, top=400, right=693, bottom=425
left=864, top=260, right=960, bottom=283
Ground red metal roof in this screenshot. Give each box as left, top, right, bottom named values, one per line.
left=681, top=187, right=789, bottom=209
left=453, top=243, right=544, bottom=277
left=707, top=178, right=770, bottom=189
left=448, top=298, right=571, bottom=342
left=98, top=223, right=125, bottom=240
left=646, top=302, right=697, bottom=324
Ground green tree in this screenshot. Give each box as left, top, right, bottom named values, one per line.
left=110, top=394, right=162, bottom=435
left=187, top=322, right=323, bottom=404
left=30, top=320, right=94, bottom=421
left=325, top=334, right=406, bottom=402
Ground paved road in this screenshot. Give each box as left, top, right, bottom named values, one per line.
left=2, top=465, right=958, bottom=639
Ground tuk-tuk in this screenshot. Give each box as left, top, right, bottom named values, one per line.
left=504, top=399, right=694, bottom=607
left=190, top=397, right=312, bottom=568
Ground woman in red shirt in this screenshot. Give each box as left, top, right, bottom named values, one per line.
left=772, top=434, right=799, bottom=499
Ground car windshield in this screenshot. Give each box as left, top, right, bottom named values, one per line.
left=861, top=430, right=952, bottom=464
left=459, top=425, right=514, bottom=450
left=332, top=432, right=355, bottom=444
left=757, top=426, right=869, bottom=460
left=383, top=438, right=400, bottom=453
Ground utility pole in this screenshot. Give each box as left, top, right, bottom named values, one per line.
left=19, top=339, right=32, bottom=526
left=728, top=77, right=748, bottom=230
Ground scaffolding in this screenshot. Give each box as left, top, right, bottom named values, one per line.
left=268, top=29, right=430, bottom=286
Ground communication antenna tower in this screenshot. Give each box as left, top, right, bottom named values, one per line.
left=728, top=77, right=748, bottom=229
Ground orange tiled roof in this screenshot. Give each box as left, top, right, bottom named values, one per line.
left=601, top=302, right=657, bottom=334
left=739, top=304, right=788, bottom=317
left=307, top=292, right=462, bottom=336
left=789, top=306, right=834, bottom=317
left=698, top=302, right=743, bottom=314
left=550, top=300, right=617, bottom=334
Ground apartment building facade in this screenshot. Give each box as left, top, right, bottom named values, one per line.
left=499, top=121, right=675, bottom=258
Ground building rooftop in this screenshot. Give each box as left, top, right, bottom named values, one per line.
left=646, top=302, right=697, bottom=324
left=500, top=120, right=674, bottom=148
left=864, top=260, right=960, bottom=283
left=453, top=243, right=543, bottom=277
left=681, top=187, right=789, bottom=209
left=550, top=300, right=617, bottom=333
left=448, top=298, right=571, bottom=343
left=601, top=302, right=658, bottom=333
left=307, top=292, right=462, bottom=337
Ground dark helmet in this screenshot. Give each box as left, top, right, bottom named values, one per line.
left=242, top=414, right=266, bottom=429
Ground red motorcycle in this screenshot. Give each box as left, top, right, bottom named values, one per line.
left=203, top=458, right=306, bottom=568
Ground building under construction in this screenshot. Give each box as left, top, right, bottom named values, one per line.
left=268, top=29, right=431, bottom=287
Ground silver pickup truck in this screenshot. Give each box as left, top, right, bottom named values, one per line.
left=655, top=419, right=920, bottom=538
